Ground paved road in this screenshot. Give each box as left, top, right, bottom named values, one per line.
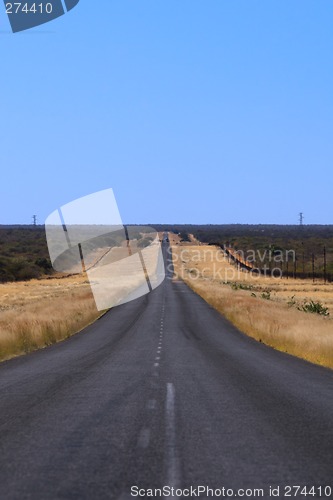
left=0, top=243, right=333, bottom=499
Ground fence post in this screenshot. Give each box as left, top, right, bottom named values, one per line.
left=302, top=242, right=305, bottom=275
left=324, top=246, right=327, bottom=284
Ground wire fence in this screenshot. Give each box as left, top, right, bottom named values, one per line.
left=223, top=246, right=333, bottom=283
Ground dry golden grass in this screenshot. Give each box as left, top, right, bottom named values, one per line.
left=0, top=275, right=100, bottom=361
left=0, top=237, right=162, bottom=361
left=172, top=244, right=333, bottom=369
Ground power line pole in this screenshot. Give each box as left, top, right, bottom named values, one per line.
left=32, top=215, right=37, bottom=226
left=299, top=212, right=304, bottom=226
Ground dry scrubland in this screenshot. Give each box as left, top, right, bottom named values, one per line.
left=2, top=231, right=332, bottom=367
left=0, top=275, right=100, bottom=361
left=0, top=236, right=160, bottom=362
left=172, top=244, right=333, bottom=369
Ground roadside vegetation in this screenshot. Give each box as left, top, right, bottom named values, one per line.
left=0, top=226, right=103, bottom=361
left=1, top=225, right=332, bottom=365
left=0, top=226, right=157, bottom=361
left=171, top=241, right=333, bottom=369
left=0, top=276, right=100, bottom=361
left=0, top=226, right=53, bottom=282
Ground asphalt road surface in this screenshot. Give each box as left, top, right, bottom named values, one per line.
left=0, top=243, right=333, bottom=499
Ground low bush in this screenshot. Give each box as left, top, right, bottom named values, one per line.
left=298, top=300, right=329, bottom=316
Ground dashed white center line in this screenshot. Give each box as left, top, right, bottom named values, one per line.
left=117, top=493, right=132, bottom=500
left=165, top=383, right=181, bottom=489
left=137, top=428, right=151, bottom=449
left=147, top=399, right=157, bottom=410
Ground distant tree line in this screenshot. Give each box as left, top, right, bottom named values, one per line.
left=0, top=226, right=52, bottom=282
left=1, top=224, right=332, bottom=283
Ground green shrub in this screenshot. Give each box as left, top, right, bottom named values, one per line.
left=298, top=300, right=329, bottom=316
left=179, top=232, right=191, bottom=242
left=230, top=282, right=254, bottom=291
left=35, top=257, right=52, bottom=271
left=261, top=290, right=271, bottom=300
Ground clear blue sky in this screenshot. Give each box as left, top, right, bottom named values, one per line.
left=0, top=1, right=332, bottom=225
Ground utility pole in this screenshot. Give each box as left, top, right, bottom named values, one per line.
left=32, top=215, right=37, bottom=226
left=299, top=212, right=304, bottom=226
